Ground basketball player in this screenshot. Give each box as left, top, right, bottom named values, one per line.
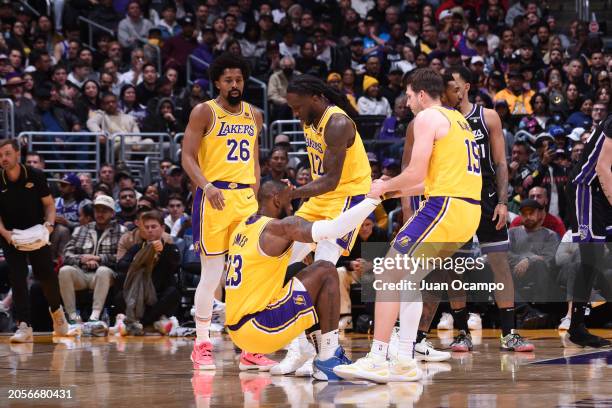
left=334, top=68, right=482, bottom=383
left=182, top=53, right=276, bottom=370
left=418, top=67, right=534, bottom=352
left=270, top=75, right=371, bottom=376
left=225, top=180, right=383, bottom=380
left=564, top=113, right=611, bottom=347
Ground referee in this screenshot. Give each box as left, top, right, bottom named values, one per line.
left=0, top=139, right=75, bottom=342
left=565, top=114, right=612, bottom=348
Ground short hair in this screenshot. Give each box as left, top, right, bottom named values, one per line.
left=405, top=68, right=444, bottom=99
left=168, top=194, right=185, bottom=206
left=0, top=139, right=19, bottom=151
left=209, top=52, right=250, bottom=83
left=73, top=59, right=89, bottom=69
left=143, top=62, right=157, bottom=72
left=119, top=187, right=136, bottom=196
left=449, top=66, right=473, bottom=84
left=100, top=92, right=117, bottom=101
left=257, top=180, right=287, bottom=201
left=513, top=140, right=529, bottom=150
left=138, top=195, right=157, bottom=208
left=140, top=210, right=164, bottom=225
left=26, top=150, right=45, bottom=162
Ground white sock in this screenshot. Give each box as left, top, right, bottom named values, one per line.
left=319, top=329, right=339, bottom=360
left=314, top=239, right=343, bottom=263
left=309, top=329, right=322, bottom=353
left=398, top=301, right=422, bottom=360
left=297, top=332, right=314, bottom=354
left=89, top=310, right=100, bottom=321
left=195, top=256, right=225, bottom=344
left=370, top=339, right=388, bottom=360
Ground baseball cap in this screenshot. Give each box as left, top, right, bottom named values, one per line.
left=367, top=152, right=378, bottom=163
left=548, top=125, right=566, bottom=138
left=567, top=127, right=586, bottom=142
left=58, top=173, right=81, bottom=189
left=519, top=198, right=543, bottom=211
left=439, top=9, right=453, bottom=20
left=179, top=14, right=195, bottom=26
left=534, top=132, right=554, bottom=147
left=470, top=56, right=485, bottom=65
left=94, top=195, right=116, bottom=211
left=168, top=165, right=183, bottom=175
left=0, top=53, right=7, bottom=60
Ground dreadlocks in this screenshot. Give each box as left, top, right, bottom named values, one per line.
left=286, top=74, right=359, bottom=119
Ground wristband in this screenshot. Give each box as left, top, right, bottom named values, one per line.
left=203, top=182, right=213, bottom=194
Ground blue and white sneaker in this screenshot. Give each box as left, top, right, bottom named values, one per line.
left=313, top=346, right=351, bottom=381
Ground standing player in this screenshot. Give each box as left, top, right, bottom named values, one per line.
left=564, top=113, right=611, bottom=347
left=182, top=53, right=276, bottom=370
left=225, top=180, right=382, bottom=380
left=334, top=68, right=482, bottom=383
left=430, top=67, right=534, bottom=352
left=269, top=75, right=371, bottom=377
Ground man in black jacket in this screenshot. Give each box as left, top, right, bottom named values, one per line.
left=116, top=210, right=181, bottom=333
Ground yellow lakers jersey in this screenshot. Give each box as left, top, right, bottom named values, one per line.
left=225, top=215, right=293, bottom=325
left=303, top=106, right=371, bottom=198
left=424, top=106, right=482, bottom=200
left=198, top=100, right=257, bottom=185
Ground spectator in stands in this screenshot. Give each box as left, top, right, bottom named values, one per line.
left=527, top=134, right=569, bottom=219
left=142, top=97, right=183, bottom=137
left=494, top=71, right=536, bottom=115
left=55, top=173, right=92, bottom=231
left=358, top=75, right=391, bottom=116
left=87, top=92, right=139, bottom=146
left=117, top=207, right=173, bottom=261
left=510, top=186, right=566, bottom=238
left=98, top=164, right=116, bottom=195
left=2, top=73, right=35, bottom=134
left=67, top=59, right=91, bottom=90
left=295, top=41, right=327, bottom=78
left=519, top=93, right=552, bottom=135
left=116, top=188, right=139, bottom=229
left=508, top=199, right=561, bottom=302
left=159, top=165, right=187, bottom=207
left=78, top=173, right=94, bottom=198
left=261, top=146, right=296, bottom=184
left=101, top=59, right=122, bottom=96
left=157, top=4, right=181, bottom=40
left=119, top=48, right=145, bottom=87
left=116, top=210, right=181, bottom=333
left=378, top=95, right=409, bottom=140
left=162, top=15, right=198, bottom=73
left=144, top=184, right=161, bottom=207
left=268, top=56, right=298, bottom=120
left=23, top=86, right=80, bottom=135
left=164, top=194, right=189, bottom=237
left=327, top=72, right=358, bottom=112
left=119, top=84, right=147, bottom=128
left=75, top=80, right=101, bottom=127
left=79, top=203, right=94, bottom=226
left=118, top=1, right=154, bottom=51
left=30, top=50, right=53, bottom=87
left=566, top=97, right=593, bottom=129
left=59, top=195, right=126, bottom=324
left=566, top=58, right=591, bottom=95
left=136, top=63, right=158, bottom=106
left=591, top=100, right=608, bottom=127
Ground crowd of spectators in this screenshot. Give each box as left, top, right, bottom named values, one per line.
left=0, top=0, right=611, bottom=334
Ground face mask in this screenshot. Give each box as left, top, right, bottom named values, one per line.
left=283, top=68, right=293, bottom=77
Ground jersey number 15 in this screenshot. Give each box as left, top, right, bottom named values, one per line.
left=465, top=139, right=481, bottom=175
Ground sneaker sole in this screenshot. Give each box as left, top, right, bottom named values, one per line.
left=415, top=351, right=451, bottom=362
left=450, top=346, right=471, bottom=352
left=9, top=337, right=33, bottom=343
left=238, top=362, right=275, bottom=371
left=388, top=370, right=422, bottom=382
left=193, top=363, right=216, bottom=370
left=332, top=366, right=388, bottom=383
left=294, top=368, right=314, bottom=377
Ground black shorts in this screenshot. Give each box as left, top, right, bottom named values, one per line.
left=567, top=183, right=612, bottom=243
left=460, top=182, right=509, bottom=254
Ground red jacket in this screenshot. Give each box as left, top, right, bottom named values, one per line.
left=510, top=213, right=567, bottom=238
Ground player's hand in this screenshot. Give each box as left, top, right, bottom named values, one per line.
left=492, top=203, right=508, bottom=230
left=150, top=240, right=164, bottom=253
left=367, top=179, right=386, bottom=199
left=205, top=185, right=225, bottom=210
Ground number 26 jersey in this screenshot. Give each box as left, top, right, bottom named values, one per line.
left=198, top=100, right=257, bottom=185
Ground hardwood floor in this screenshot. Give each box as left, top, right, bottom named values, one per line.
left=0, top=329, right=610, bottom=407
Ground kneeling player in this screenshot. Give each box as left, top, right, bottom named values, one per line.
left=224, top=180, right=381, bottom=380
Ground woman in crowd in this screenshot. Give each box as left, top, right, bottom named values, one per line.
left=75, top=80, right=101, bottom=126
left=119, top=84, right=147, bottom=128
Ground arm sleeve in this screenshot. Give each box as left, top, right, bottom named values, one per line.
left=311, top=197, right=381, bottom=242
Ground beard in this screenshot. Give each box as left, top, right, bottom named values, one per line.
left=121, top=204, right=136, bottom=213
left=227, top=90, right=243, bottom=106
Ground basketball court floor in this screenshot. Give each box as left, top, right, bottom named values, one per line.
left=1, top=329, right=611, bottom=407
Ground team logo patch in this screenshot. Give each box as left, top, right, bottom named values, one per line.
left=578, top=224, right=590, bottom=240
left=25, top=182, right=34, bottom=188
left=293, top=295, right=305, bottom=306
left=397, top=235, right=411, bottom=247
left=228, top=182, right=238, bottom=189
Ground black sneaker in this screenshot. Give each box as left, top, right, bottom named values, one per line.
left=565, top=325, right=611, bottom=348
